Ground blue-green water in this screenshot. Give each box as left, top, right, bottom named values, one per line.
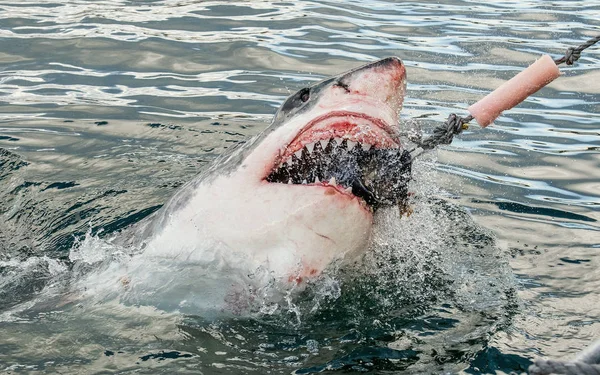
left=0, top=1, right=599, bottom=374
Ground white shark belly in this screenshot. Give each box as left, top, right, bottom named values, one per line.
left=142, top=171, right=372, bottom=281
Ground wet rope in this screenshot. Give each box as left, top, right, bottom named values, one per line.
left=529, top=359, right=600, bottom=375
left=413, top=114, right=472, bottom=150
left=554, top=35, right=600, bottom=66
left=529, top=339, right=600, bottom=375
left=412, top=34, right=600, bottom=152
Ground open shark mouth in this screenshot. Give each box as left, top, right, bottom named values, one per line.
left=266, top=112, right=412, bottom=210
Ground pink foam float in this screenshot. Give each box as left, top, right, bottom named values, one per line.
left=467, top=54, right=561, bottom=127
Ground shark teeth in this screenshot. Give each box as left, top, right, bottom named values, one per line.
left=296, top=137, right=373, bottom=159
left=268, top=137, right=378, bottom=195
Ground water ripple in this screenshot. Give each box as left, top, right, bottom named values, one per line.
left=0, top=0, right=599, bottom=372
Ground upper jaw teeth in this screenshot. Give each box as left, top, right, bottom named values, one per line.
left=266, top=137, right=382, bottom=198
left=267, top=135, right=411, bottom=209
left=280, top=137, right=374, bottom=171
left=266, top=136, right=379, bottom=196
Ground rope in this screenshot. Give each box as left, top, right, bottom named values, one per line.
left=411, top=34, right=599, bottom=154
left=575, top=339, right=600, bottom=364
left=411, top=114, right=472, bottom=151
left=529, top=359, right=600, bottom=375
left=529, top=339, right=600, bottom=375
left=554, top=35, right=600, bottom=66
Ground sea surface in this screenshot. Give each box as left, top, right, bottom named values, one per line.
left=0, top=1, right=599, bottom=374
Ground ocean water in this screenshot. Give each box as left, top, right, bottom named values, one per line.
left=0, top=1, right=599, bottom=374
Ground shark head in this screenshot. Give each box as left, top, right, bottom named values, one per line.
left=242, top=57, right=407, bottom=187
left=143, top=57, right=409, bottom=283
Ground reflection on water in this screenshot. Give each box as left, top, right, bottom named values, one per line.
left=0, top=0, right=599, bottom=373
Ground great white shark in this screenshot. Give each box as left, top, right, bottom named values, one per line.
left=125, top=57, right=411, bottom=286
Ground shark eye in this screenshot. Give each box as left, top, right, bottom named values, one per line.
left=299, top=88, right=310, bottom=102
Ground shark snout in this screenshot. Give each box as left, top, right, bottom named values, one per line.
left=337, top=57, right=406, bottom=112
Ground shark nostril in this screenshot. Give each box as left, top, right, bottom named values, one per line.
left=377, top=56, right=403, bottom=68
left=335, top=81, right=351, bottom=93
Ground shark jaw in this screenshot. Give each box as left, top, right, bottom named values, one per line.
left=140, top=57, right=408, bottom=284
left=264, top=110, right=401, bottom=211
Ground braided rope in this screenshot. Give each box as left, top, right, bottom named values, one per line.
left=554, top=35, right=600, bottom=65
left=529, top=359, right=600, bottom=375
left=413, top=114, right=472, bottom=150
left=576, top=339, right=600, bottom=364
left=529, top=339, right=600, bottom=375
